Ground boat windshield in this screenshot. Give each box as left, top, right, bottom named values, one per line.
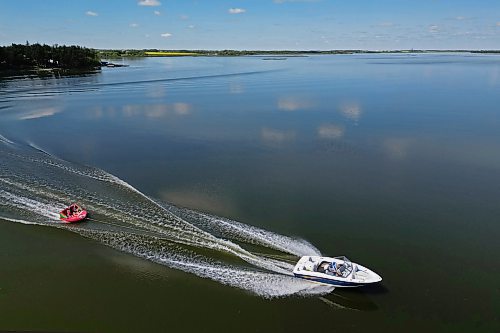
left=333, top=256, right=353, bottom=278
left=334, top=256, right=351, bottom=264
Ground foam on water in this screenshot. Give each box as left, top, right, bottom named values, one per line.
left=0, top=139, right=333, bottom=298
left=0, top=134, right=14, bottom=145
left=166, top=206, right=321, bottom=257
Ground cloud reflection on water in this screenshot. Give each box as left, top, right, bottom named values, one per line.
left=121, top=103, right=192, bottom=118
left=85, top=103, right=192, bottom=120
left=19, top=107, right=63, bottom=120
left=277, top=96, right=314, bottom=111
left=146, top=85, right=167, bottom=98
left=317, top=123, right=345, bottom=140
left=261, top=127, right=296, bottom=145
left=383, top=137, right=414, bottom=159
left=339, top=102, right=362, bottom=121
left=229, top=82, right=245, bottom=94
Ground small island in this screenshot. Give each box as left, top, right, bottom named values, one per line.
left=0, top=43, right=101, bottom=71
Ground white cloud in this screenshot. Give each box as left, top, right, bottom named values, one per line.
left=161, top=32, right=172, bottom=38
left=187, top=25, right=195, bottom=29
left=456, top=16, right=465, bottom=20
left=130, top=23, right=139, bottom=28
left=180, top=15, right=189, bottom=20
left=379, top=22, right=394, bottom=27
left=428, top=25, right=439, bottom=33
left=154, top=10, right=161, bottom=15
left=138, top=0, right=161, bottom=6
left=228, top=8, right=246, bottom=14
left=274, top=0, right=320, bottom=3
left=496, top=22, right=500, bottom=27
left=86, top=11, right=98, bottom=17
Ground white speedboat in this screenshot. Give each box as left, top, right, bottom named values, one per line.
left=293, top=256, right=382, bottom=287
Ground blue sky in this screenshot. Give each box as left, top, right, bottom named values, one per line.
left=0, top=0, right=499, bottom=50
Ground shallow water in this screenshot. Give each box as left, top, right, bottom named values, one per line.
left=1, top=54, right=499, bottom=332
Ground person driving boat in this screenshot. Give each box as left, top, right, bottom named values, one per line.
left=326, top=262, right=339, bottom=276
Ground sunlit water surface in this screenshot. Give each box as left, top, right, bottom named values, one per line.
left=1, top=54, right=499, bottom=332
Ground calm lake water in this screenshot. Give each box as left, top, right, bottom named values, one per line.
left=0, top=54, right=499, bottom=332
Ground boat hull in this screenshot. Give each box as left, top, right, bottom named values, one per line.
left=60, top=210, right=87, bottom=223
left=294, top=273, right=368, bottom=287
left=293, top=255, right=382, bottom=288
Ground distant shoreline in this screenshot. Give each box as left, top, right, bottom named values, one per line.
left=98, top=49, right=500, bottom=58
left=2, top=44, right=499, bottom=76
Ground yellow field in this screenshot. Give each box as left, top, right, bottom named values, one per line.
left=144, top=51, right=198, bottom=57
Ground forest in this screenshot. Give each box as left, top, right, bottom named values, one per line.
left=0, top=43, right=101, bottom=70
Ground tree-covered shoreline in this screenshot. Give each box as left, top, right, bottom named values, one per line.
left=2, top=43, right=498, bottom=72
left=0, top=43, right=101, bottom=71
left=98, top=48, right=500, bottom=58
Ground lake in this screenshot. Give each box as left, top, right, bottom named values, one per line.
left=1, top=54, right=499, bottom=332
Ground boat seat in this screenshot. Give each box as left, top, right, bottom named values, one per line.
left=303, top=261, right=315, bottom=271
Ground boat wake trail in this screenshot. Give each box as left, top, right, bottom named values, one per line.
left=0, top=139, right=331, bottom=298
